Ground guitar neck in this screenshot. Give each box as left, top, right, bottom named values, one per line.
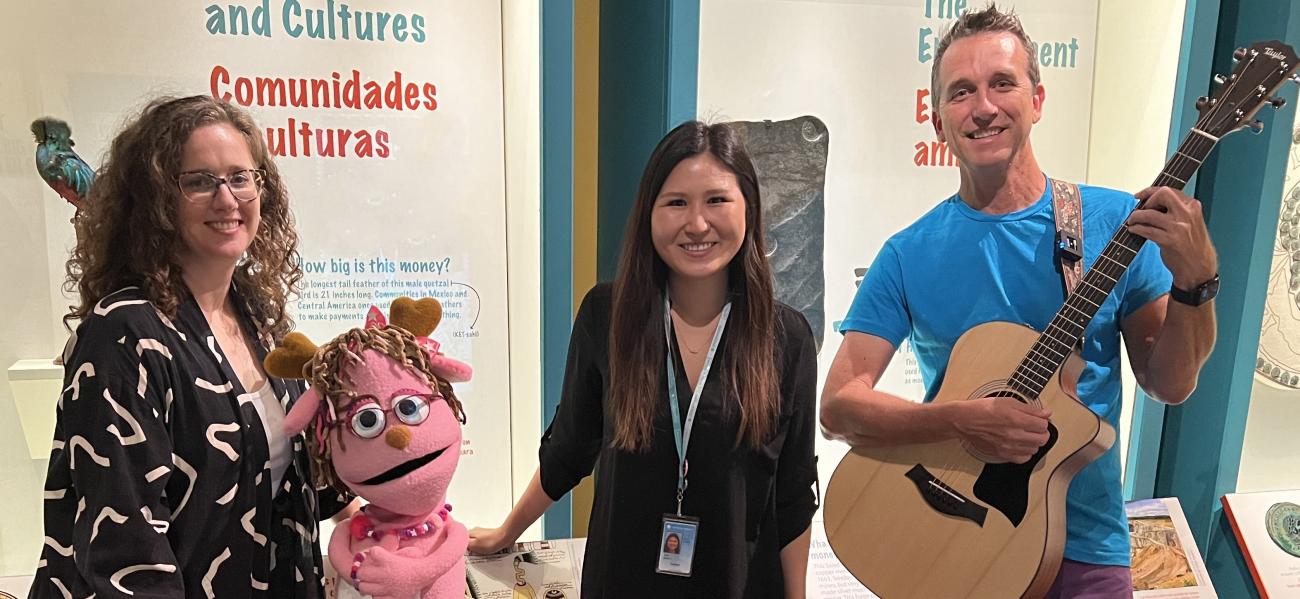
left=1005, top=131, right=1217, bottom=400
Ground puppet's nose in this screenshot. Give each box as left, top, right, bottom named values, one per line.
left=385, top=426, right=412, bottom=450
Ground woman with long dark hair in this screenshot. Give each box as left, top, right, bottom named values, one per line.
left=31, top=95, right=348, bottom=598
left=469, top=121, right=818, bottom=598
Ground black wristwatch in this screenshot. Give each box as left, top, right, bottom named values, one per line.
left=1170, top=274, right=1219, bottom=307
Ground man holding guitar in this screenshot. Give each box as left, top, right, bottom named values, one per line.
left=821, top=5, right=1218, bottom=597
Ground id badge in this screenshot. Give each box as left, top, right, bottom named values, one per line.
left=656, top=514, right=699, bottom=577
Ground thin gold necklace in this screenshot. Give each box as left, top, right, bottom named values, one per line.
left=672, top=313, right=715, bottom=354
left=677, top=331, right=703, bottom=354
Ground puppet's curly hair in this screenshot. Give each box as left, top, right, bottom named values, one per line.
left=305, top=325, right=466, bottom=494
left=64, top=95, right=300, bottom=343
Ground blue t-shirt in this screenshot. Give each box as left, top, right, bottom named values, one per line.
left=840, top=177, right=1172, bottom=566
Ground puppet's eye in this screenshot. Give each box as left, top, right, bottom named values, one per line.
left=351, top=406, right=386, bottom=439
left=393, top=395, right=430, bottom=425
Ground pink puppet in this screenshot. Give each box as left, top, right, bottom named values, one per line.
left=265, top=297, right=473, bottom=599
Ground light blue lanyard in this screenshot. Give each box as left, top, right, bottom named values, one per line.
left=663, top=291, right=731, bottom=515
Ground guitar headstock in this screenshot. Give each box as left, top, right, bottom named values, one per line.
left=1196, top=41, right=1299, bottom=138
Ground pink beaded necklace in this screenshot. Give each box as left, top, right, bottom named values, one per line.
left=349, top=504, right=452, bottom=541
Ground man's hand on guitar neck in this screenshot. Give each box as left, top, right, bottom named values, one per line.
left=1123, top=185, right=1218, bottom=405
left=950, top=397, right=1052, bottom=464
left=1126, top=186, right=1218, bottom=289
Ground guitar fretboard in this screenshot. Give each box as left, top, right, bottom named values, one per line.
left=1005, top=130, right=1215, bottom=400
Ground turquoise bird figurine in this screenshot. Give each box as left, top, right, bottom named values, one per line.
left=32, top=117, right=95, bottom=211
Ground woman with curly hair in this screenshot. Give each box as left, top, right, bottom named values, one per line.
left=30, top=95, right=348, bottom=598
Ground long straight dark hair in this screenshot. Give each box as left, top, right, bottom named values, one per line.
left=608, top=121, right=780, bottom=451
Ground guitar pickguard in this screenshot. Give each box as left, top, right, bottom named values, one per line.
left=972, top=423, right=1059, bottom=526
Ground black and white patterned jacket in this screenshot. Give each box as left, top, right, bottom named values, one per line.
left=30, top=286, right=348, bottom=598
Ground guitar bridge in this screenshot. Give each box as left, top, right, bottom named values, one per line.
left=905, top=464, right=988, bottom=527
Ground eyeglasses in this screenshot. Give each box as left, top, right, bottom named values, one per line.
left=341, top=393, right=440, bottom=439
left=176, top=168, right=265, bottom=203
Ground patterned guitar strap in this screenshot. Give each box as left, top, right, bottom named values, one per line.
left=1050, top=178, right=1084, bottom=349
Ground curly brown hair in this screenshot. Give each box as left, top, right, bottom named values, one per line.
left=64, top=95, right=301, bottom=342
left=304, top=325, right=466, bottom=494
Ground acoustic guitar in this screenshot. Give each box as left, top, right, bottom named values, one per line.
left=824, top=41, right=1300, bottom=599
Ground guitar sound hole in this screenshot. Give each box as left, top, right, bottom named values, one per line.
left=987, top=387, right=1040, bottom=407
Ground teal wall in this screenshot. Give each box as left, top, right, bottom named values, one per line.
left=541, top=0, right=575, bottom=539
left=597, top=0, right=699, bottom=279
left=538, top=0, right=700, bottom=538
left=1153, top=1, right=1300, bottom=597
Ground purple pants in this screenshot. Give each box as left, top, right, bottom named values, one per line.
left=1043, top=559, right=1133, bottom=599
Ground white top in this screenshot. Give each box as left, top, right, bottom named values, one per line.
left=250, top=382, right=292, bottom=492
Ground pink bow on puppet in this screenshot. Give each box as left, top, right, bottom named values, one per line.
left=267, top=297, right=472, bottom=599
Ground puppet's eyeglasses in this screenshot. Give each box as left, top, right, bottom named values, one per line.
left=345, top=394, right=439, bottom=439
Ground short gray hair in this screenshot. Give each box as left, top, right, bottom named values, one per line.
left=931, top=3, right=1040, bottom=101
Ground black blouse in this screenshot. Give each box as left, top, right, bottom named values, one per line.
left=540, top=283, right=819, bottom=598
left=30, top=287, right=347, bottom=599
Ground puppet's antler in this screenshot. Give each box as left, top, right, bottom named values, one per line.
left=265, top=332, right=319, bottom=380
left=390, top=297, right=442, bottom=337
left=264, top=332, right=327, bottom=436
left=389, top=297, right=472, bottom=383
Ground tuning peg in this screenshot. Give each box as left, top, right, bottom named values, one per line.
left=1272, top=96, right=1288, bottom=108
left=1196, top=96, right=1211, bottom=110
left=1249, top=120, right=1266, bottom=134
left=1234, top=47, right=1249, bottom=61
left=1214, top=74, right=1227, bottom=85
left=1292, top=73, right=1300, bottom=85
